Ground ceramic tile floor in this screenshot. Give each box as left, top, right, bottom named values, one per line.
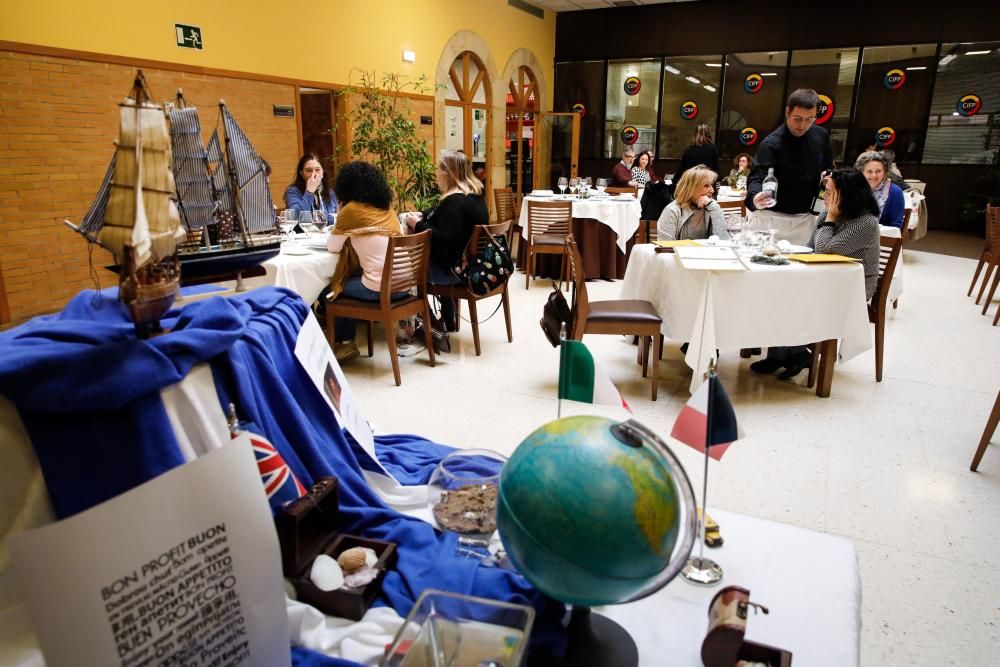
left=340, top=248, right=1000, bottom=665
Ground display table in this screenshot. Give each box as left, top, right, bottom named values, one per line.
left=620, top=244, right=872, bottom=395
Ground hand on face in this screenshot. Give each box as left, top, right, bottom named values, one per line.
left=306, top=171, right=322, bottom=193
left=825, top=186, right=841, bottom=220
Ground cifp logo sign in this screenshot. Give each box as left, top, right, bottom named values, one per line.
left=956, top=94, right=982, bottom=117
left=680, top=100, right=699, bottom=120
left=816, top=94, right=835, bottom=125
left=744, top=73, right=764, bottom=94
left=739, top=127, right=758, bottom=146
left=572, top=102, right=586, bottom=117
left=624, top=76, right=641, bottom=96
left=883, top=69, right=906, bottom=90
left=621, top=126, right=639, bottom=145
left=876, top=127, right=896, bottom=147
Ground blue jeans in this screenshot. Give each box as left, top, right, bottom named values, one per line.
left=428, top=263, right=461, bottom=324
left=334, top=277, right=409, bottom=342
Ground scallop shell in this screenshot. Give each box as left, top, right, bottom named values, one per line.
left=337, top=547, right=368, bottom=572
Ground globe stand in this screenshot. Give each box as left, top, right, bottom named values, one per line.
left=529, top=606, right=639, bottom=667
left=682, top=556, right=723, bottom=585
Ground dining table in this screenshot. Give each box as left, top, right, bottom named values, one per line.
left=239, top=233, right=340, bottom=304
left=620, top=243, right=873, bottom=396
left=518, top=193, right=642, bottom=280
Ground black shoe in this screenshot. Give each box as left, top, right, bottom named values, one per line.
left=777, top=352, right=811, bottom=381
left=680, top=342, right=689, bottom=355
left=739, top=347, right=761, bottom=359
left=749, top=358, right=783, bottom=374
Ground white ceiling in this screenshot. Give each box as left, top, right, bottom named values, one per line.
left=531, top=0, right=701, bottom=11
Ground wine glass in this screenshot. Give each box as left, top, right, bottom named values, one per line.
left=582, top=177, right=592, bottom=195
left=557, top=177, right=568, bottom=197
left=568, top=177, right=579, bottom=197
left=279, top=210, right=297, bottom=240
left=298, top=210, right=313, bottom=235
left=312, top=210, right=326, bottom=235
left=596, top=178, right=608, bottom=195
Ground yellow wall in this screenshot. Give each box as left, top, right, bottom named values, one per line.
left=0, top=0, right=555, bottom=97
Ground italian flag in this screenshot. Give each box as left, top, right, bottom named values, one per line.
left=670, top=374, right=744, bottom=460
left=558, top=339, right=631, bottom=413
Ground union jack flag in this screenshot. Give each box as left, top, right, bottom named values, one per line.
left=245, top=431, right=306, bottom=507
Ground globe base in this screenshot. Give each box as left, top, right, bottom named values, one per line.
left=528, top=606, right=638, bottom=667
left=682, top=556, right=724, bottom=585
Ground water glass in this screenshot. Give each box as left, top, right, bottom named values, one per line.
left=568, top=177, right=579, bottom=196
left=557, top=177, right=568, bottom=197
left=596, top=178, right=607, bottom=194
left=312, top=210, right=326, bottom=234
left=298, top=210, right=313, bottom=233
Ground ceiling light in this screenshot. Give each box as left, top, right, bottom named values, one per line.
left=706, top=63, right=722, bottom=67
left=402, top=50, right=416, bottom=63
left=952, top=111, right=960, bottom=116
left=686, top=76, right=700, bottom=84
left=905, top=66, right=927, bottom=71
left=664, top=65, right=680, bottom=74
left=965, top=50, right=990, bottom=55
left=761, top=72, right=778, bottom=77
left=704, top=85, right=716, bottom=92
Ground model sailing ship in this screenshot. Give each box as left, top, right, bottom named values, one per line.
left=67, top=70, right=282, bottom=333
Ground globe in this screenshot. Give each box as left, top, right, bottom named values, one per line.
left=497, top=415, right=697, bottom=607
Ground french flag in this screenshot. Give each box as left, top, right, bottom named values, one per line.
left=670, top=375, right=744, bottom=461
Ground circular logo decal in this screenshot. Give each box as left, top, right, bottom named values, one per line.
left=680, top=100, right=699, bottom=120
left=738, top=127, right=758, bottom=146
left=572, top=102, right=586, bottom=117
left=956, top=94, right=982, bottom=117
left=876, top=127, right=896, bottom=147
left=744, top=73, right=764, bottom=94
left=621, top=125, right=639, bottom=145
left=624, top=76, right=641, bottom=96
left=883, top=69, right=906, bottom=90
left=816, top=94, right=835, bottom=125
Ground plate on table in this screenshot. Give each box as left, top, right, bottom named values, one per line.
left=779, top=243, right=813, bottom=254
left=530, top=190, right=553, bottom=197
left=282, top=244, right=312, bottom=256
left=306, top=237, right=330, bottom=250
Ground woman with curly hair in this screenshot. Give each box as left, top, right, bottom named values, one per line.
left=723, top=153, right=752, bottom=190
left=325, top=161, right=406, bottom=362
left=854, top=150, right=905, bottom=229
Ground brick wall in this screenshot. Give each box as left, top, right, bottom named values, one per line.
left=0, top=50, right=300, bottom=322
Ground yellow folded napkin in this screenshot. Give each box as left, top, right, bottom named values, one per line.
left=787, top=253, right=860, bottom=263
left=654, top=239, right=699, bottom=248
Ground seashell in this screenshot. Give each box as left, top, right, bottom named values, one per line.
left=761, top=243, right=781, bottom=257
left=337, top=547, right=368, bottom=573
left=310, top=554, right=343, bottom=591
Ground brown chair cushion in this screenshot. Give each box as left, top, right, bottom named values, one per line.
left=587, top=299, right=662, bottom=323
left=531, top=234, right=567, bottom=246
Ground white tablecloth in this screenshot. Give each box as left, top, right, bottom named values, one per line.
left=620, top=245, right=873, bottom=392
left=519, top=196, right=641, bottom=253
left=241, top=238, right=340, bottom=304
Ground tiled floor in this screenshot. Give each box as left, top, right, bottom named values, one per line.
left=341, top=248, right=1000, bottom=665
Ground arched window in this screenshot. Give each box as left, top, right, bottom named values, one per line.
left=505, top=66, right=537, bottom=202
left=445, top=51, right=491, bottom=189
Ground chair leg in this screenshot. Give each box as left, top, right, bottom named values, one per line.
left=967, top=255, right=986, bottom=296
left=651, top=332, right=661, bottom=401
left=422, top=302, right=436, bottom=368
left=806, top=343, right=819, bottom=389
left=659, top=334, right=664, bottom=360
left=981, top=265, right=1000, bottom=316
left=385, top=318, right=402, bottom=386
left=469, top=298, right=482, bottom=356
left=325, top=308, right=336, bottom=348
left=502, top=287, right=513, bottom=342
left=994, top=301, right=1000, bottom=326
left=525, top=250, right=531, bottom=289
left=815, top=340, right=836, bottom=397
left=892, top=298, right=899, bottom=309
left=454, top=299, right=462, bottom=331
left=971, top=390, right=1000, bottom=471
left=641, top=335, right=649, bottom=378
left=975, top=261, right=996, bottom=305
left=874, top=318, right=885, bottom=382
left=366, top=321, right=374, bottom=357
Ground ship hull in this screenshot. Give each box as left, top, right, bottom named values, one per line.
left=177, top=240, right=282, bottom=282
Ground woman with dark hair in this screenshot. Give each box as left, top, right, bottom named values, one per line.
left=750, top=168, right=880, bottom=380
left=324, top=161, right=404, bottom=362
left=285, top=153, right=339, bottom=224
left=403, top=150, right=487, bottom=329
left=723, top=153, right=752, bottom=190
left=854, top=151, right=905, bottom=229
left=673, top=124, right=720, bottom=191
left=630, top=151, right=658, bottom=186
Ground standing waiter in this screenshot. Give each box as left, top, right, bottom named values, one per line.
left=745, top=89, right=833, bottom=245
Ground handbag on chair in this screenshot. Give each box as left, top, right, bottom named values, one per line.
left=452, top=234, right=514, bottom=297
left=539, top=283, right=572, bottom=347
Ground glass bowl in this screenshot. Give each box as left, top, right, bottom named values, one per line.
left=428, top=449, right=508, bottom=540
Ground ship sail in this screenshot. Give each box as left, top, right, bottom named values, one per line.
left=221, top=104, right=276, bottom=234
left=73, top=154, right=116, bottom=242
left=206, top=129, right=237, bottom=216
left=168, top=106, right=215, bottom=229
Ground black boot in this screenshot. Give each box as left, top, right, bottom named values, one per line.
left=777, top=351, right=811, bottom=381
left=749, top=357, right=783, bottom=374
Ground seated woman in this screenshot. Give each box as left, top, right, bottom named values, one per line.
left=403, top=150, right=487, bottom=330
left=723, top=152, right=751, bottom=190
left=325, top=161, right=405, bottom=362
left=750, top=169, right=881, bottom=380
left=656, top=165, right=729, bottom=241
left=854, top=151, right=905, bottom=229
left=285, top=153, right=339, bottom=226
left=630, top=151, right=658, bottom=187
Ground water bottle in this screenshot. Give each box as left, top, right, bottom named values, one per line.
left=762, top=167, right=778, bottom=209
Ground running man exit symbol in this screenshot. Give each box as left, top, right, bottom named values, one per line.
left=175, top=24, right=203, bottom=50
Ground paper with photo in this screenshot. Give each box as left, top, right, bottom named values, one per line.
left=8, top=439, right=290, bottom=667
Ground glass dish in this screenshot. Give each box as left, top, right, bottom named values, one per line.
left=429, top=449, right=507, bottom=540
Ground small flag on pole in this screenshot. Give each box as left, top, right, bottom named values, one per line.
left=671, top=375, right=743, bottom=460
left=559, top=339, right=631, bottom=413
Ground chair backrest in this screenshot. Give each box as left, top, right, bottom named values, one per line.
left=986, top=205, right=999, bottom=251
left=904, top=179, right=926, bottom=194
left=526, top=199, right=572, bottom=238
left=468, top=220, right=512, bottom=256
left=872, top=235, right=903, bottom=314
left=494, top=187, right=517, bottom=225
left=718, top=199, right=747, bottom=217
left=606, top=186, right=638, bottom=196
left=380, top=229, right=431, bottom=302
left=565, top=235, right=589, bottom=340
left=901, top=208, right=912, bottom=236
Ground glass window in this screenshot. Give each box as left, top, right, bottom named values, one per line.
left=851, top=44, right=937, bottom=163
left=554, top=61, right=604, bottom=159
left=505, top=66, right=538, bottom=198
left=718, top=51, right=787, bottom=159
left=924, top=42, right=1000, bottom=164
left=603, top=59, right=661, bottom=158
left=659, top=56, right=722, bottom=159
left=788, top=48, right=860, bottom=163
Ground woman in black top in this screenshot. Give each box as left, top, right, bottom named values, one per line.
left=672, top=124, right=720, bottom=192
left=403, top=150, right=487, bottom=328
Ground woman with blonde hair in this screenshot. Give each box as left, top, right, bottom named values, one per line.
left=656, top=165, right=729, bottom=241
left=403, top=150, right=488, bottom=329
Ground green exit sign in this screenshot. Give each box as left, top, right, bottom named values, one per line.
left=175, top=24, right=202, bottom=50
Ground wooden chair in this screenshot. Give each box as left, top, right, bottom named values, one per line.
left=977, top=206, right=1000, bottom=320
left=634, top=219, right=658, bottom=245
left=433, top=221, right=513, bottom=356
left=969, top=204, right=997, bottom=301
left=606, top=186, right=639, bottom=196
left=970, top=389, right=1000, bottom=471
left=566, top=235, right=663, bottom=400
left=869, top=235, right=904, bottom=382
left=494, top=187, right=520, bottom=260
left=326, top=230, right=435, bottom=386
left=525, top=199, right=572, bottom=290
left=891, top=209, right=912, bottom=310
left=719, top=199, right=747, bottom=218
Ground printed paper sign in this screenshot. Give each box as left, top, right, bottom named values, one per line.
left=293, top=311, right=391, bottom=480
left=8, top=439, right=290, bottom=667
